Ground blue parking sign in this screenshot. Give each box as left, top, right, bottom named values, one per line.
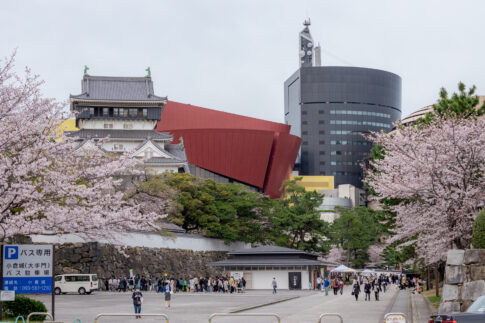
left=5, top=246, right=18, bottom=259
left=3, top=245, right=53, bottom=294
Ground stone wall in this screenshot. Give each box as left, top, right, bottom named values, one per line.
left=55, top=242, right=227, bottom=286
left=439, top=249, right=485, bottom=313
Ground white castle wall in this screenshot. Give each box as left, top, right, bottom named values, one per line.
left=31, top=232, right=250, bottom=252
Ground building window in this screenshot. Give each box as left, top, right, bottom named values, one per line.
left=113, top=144, right=124, bottom=151
left=319, top=171, right=326, bottom=175
left=330, top=130, right=352, bottom=135
left=302, top=131, right=308, bottom=135
left=123, top=108, right=129, bottom=117
left=123, top=123, right=133, bottom=129
left=143, top=108, right=147, bottom=117
left=302, top=111, right=307, bottom=115
left=89, top=107, right=94, bottom=117
left=302, top=141, right=308, bottom=145
left=318, top=120, right=324, bottom=124
left=319, top=140, right=325, bottom=145
left=113, top=108, right=120, bottom=117
left=318, top=110, right=324, bottom=114
left=104, top=123, right=113, bottom=129
left=319, top=161, right=325, bottom=165
left=319, top=130, right=325, bottom=134
left=330, top=110, right=391, bottom=118
left=302, top=121, right=308, bottom=125
left=103, top=108, right=109, bottom=117
left=129, top=108, right=137, bottom=117
left=319, top=151, right=325, bottom=155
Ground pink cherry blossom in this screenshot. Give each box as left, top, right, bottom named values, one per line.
left=365, top=117, right=485, bottom=263
left=0, top=52, right=164, bottom=242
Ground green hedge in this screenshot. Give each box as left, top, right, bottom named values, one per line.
left=3, top=295, right=47, bottom=321
left=473, top=209, right=485, bottom=248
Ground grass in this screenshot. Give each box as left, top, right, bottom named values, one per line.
left=423, top=287, right=442, bottom=310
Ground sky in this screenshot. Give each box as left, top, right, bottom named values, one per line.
left=2, top=0, right=485, bottom=123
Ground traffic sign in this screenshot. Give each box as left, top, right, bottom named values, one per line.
left=2, top=245, right=53, bottom=294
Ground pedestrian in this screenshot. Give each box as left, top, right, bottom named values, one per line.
left=104, top=279, right=109, bottom=291
left=272, top=277, right=277, bottom=294
left=241, top=277, right=246, bottom=293
left=374, top=284, right=380, bottom=301
left=323, top=277, right=330, bottom=296
left=352, top=280, right=360, bottom=301
left=163, top=282, right=172, bottom=308
left=132, top=287, right=143, bottom=319
left=338, top=279, right=344, bottom=295
left=331, top=277, right=338, bottom=295
left=316, top=276, right=322, bottom=291
left=364, top=280, right=371, bottom=301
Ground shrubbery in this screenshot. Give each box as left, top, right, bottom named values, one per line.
left=3, top=295, right=47, bottom=321
left=473, top=209, right=485, bottom=248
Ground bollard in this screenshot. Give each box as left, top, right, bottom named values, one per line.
left=318, top=313, right=343, bottom=323
left=27, top=312, right=53, bottom=323
left=383, top=312, right=407, bottom=323
left=208, top=313, right=281, bottom=323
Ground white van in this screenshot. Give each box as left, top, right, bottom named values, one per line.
left=54, top=274, right=98, bottom=295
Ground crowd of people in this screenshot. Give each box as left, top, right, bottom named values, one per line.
left=104, top=275, right=247, bottom=294
left=315, top=273, right=421, bottom=302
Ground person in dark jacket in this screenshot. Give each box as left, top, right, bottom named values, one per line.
left=352, top=280, right=360, bottom=301
left=132, top=287, right=143, bottom=319
left=364, top=281, right=372, bottom=301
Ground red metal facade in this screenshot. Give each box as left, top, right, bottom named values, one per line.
left=156, top=101, right=301, bottom=198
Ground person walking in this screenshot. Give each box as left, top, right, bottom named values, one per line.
left=272, top=277, right=277, bottom=294
left=163, top=282, right=172, bottom=308
left=352, top=280, right=360, bottom=301
left=132, top=287, right=143, bottom=319
left=331, top=278, right=338, bottom=295
left=364, top=281, right=372, bottom=301
left=338, top=279, right=344, bottom=295
left=323, top=277, right=330, bottom=296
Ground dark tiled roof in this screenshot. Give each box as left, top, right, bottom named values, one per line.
left=228, top=246, right=309, bottom=255
left=66, top=129, right=172, bottom=140
left=144, top=157, right=185, bottom=164
left=208, top=258, right=331, bottom=267
left=70, top=76, right=166, bottom=102
left=165, top=144, right=187, bottom=161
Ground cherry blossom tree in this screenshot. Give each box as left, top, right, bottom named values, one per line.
left=365, top=116, right=485, bottom=263
left=0, top=53, right=163, bottom=242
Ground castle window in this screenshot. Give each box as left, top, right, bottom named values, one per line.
left=104, top=124, right=113, bottom=129
left=113, top=144, right=124, bottom=151
left=123, top=123, right=133, bottom=129
left=103, top=108, right=109, bottom=117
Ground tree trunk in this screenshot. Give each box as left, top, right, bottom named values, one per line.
left=434, top=263, right=440, bottom=297
left=426, top=265, right=431, bottom=291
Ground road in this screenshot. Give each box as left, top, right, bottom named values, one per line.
left=28, top=286, right=412, bottom=323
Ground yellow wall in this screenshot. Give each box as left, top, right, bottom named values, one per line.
left=291, top=175, right=334, bottom=191
left=60, top=119, right=78, bottom=132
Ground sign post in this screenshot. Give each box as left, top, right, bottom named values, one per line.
left=2, top=245, right=54, bottom=319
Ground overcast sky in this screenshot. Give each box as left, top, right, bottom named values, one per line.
left=2, top=0, right=485, bottom=123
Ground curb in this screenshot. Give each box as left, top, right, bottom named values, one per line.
left=421, top=293, right=436, bottom=315
left=230, top=296, right=300, bottom=313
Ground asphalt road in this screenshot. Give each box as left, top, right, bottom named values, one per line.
left=28, top=287, right=405, bottom=323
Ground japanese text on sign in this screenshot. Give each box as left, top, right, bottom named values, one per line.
left=3, top=245, right=53, bottom=294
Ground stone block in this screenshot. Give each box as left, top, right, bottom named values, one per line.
left=461, top=300, right=474, bottom=312
left=464, top=249, right=485, bottom=265
left=442, top=284, right=459, bottom=301
left=445, top=265, right=465, bottom=284
left=447, top=249, right=465, bottom=265
left=462, top=280, right=485, bottom=301
left=469, top=265, right=485, bottom=281
left=438, top=301, right=461, bottom=313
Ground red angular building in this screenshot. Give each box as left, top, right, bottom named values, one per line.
left=156, top=101, right=301, bottom=198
